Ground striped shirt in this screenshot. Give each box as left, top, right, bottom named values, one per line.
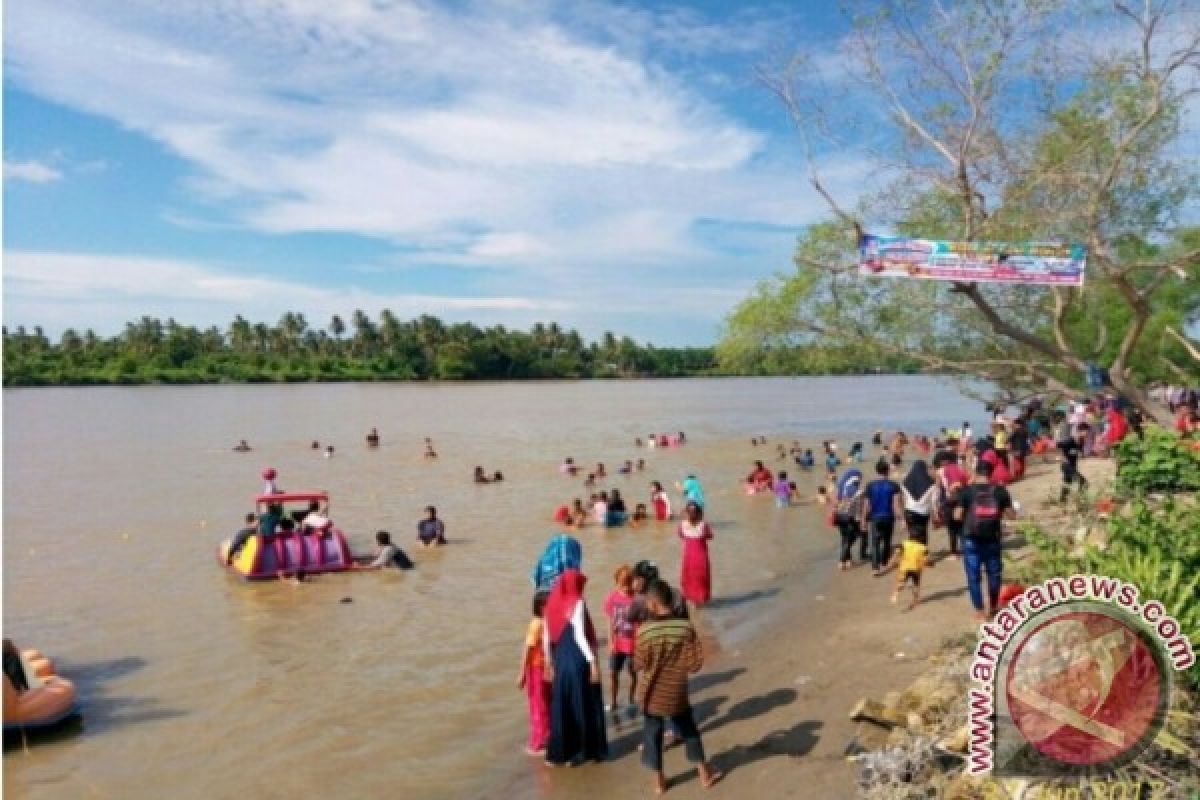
left=634, top=618, right=703, bottom=717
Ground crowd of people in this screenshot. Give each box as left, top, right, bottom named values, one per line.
left=220, top=394, right=1188, bottom=791
left=523, top=535, right=722, bottom=792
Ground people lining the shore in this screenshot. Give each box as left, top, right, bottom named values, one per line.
left=543, top=569, right=608, bottom=766
left=677, top=503, right=713, bottom=607
left=424, top=438, right=438, bottom=459
left=517, top=590, right=552, bottom=756
left=603, top=566, right=638, bottom=713
left=833, top=469, right=865, bottom=569
left=863, top=461, right=902, bottom=576
left=934, top=449, right=968, bottom=559
left=900, top=460, right=937, bottom=548
left=1059, top=423, right=1089, bottom=503
left=532, top=535, right=583, bottom=593
left=889, top=531, right=928, bottom=610
left=366, top=427, right=380, bottom=447
left=635, top=579, right=723, bottom=793
left=954, top=459, right=1015, bottom=621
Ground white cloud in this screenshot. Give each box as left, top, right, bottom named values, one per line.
left=3, top=159, right=63, bottom=183
left=3, top=1, right=840, bottom=269
left=3, top=250, right=567, bottom=335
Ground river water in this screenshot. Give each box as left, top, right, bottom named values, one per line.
left=2, top=377, right=983, bottom=799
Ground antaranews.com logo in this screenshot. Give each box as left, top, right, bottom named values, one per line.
left=967, top=574, right=1195, bottom=778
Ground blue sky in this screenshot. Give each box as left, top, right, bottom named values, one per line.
left=2, top=1, right=876, bottom=345
left=4, top=2, right=1194, bottom=346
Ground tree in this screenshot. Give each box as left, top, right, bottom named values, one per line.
left=329, top=315, right=346, bottom=348
left=727, top=0, right=1200, bottom=420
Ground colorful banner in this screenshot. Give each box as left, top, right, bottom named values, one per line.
left=858, top=234, right=1086, bottom=286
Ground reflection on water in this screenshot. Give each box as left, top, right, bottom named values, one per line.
left=2, top=378, right=983, bottom=799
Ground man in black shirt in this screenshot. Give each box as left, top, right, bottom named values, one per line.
left=1009, top=420, right=1029, bottom=481
left=954, top=461, right=1015, bottom=621
left=1059, top=423, right=1089, bottom=503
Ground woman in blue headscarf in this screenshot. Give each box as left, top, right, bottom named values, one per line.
left=834, top=468, right=865, bottom=570
left=532, top=534, right=583, bottom=592
left=680, top=474, right=705, bottom=509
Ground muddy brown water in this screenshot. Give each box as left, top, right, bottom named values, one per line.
left=3, top=377, right=983, bottom=799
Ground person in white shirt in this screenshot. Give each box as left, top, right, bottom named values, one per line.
left=900, top=460, right=938, bottom=548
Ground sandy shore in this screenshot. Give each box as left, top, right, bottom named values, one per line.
left=481, top=455, right=1115, bottom=800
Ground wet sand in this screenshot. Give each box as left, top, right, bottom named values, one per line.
left=484, top=458, right=1114, bottom=800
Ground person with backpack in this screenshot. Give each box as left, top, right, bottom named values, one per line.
left=953, top=460, right=1015, bottom=621
left=834, top=468, right=866, bottom=570
left=861, top=460, right=903, bottom=576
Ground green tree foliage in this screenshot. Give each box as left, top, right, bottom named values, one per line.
left=1, top=314, right=718, bottom=385
left=723, top=0, right=1200, bottom=416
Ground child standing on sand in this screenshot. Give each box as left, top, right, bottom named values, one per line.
left=517, top=591, right=551, bottom=755
left=889, top=532, right=928, bottom=609
left=635, top=580, right=722, bottom=794
left=603, top=566, right=638, bottom=713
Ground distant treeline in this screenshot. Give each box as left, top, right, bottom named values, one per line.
left=1, top=312, right=915, bottom=386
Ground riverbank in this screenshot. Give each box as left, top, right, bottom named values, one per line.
left=484, top=457, right=1116, bottom=799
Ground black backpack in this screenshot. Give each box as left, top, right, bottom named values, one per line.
left=965, top=485, right=1003, bottom=541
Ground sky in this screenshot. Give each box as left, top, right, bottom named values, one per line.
left=2, top=0, right=869, bottom=346
left=2, top=1, right=1195, bottom=346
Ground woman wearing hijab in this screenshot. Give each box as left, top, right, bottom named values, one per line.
left=531, top=535, right=582, bottom=592
left=834, top=468, right=866, bottom=569
left=678, top=502, right=713, bottom=605
left=900, top=460, right=938, bottom=546
left=543, top=569, right=608, bottom=766
left=680, top=475, right=705, bottom=509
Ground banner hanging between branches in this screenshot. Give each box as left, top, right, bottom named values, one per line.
left=858, top=234, right=1086, bottom=287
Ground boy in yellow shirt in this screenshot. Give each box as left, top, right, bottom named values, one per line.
left=889, top=532, right=928, bottom=609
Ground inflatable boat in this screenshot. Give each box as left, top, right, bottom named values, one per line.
left=3, top=647, right=81, bottom=733
left=217, top=491, right=355, bottom=580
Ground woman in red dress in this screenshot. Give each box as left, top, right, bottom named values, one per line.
left=678, top=502, right=713, bottom=606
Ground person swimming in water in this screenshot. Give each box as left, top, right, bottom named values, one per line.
left=569, top=498, right=589, bottom=528
left=417, top=506, right=446, bottom=547
left=493, top=470, right=505, bottom=482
